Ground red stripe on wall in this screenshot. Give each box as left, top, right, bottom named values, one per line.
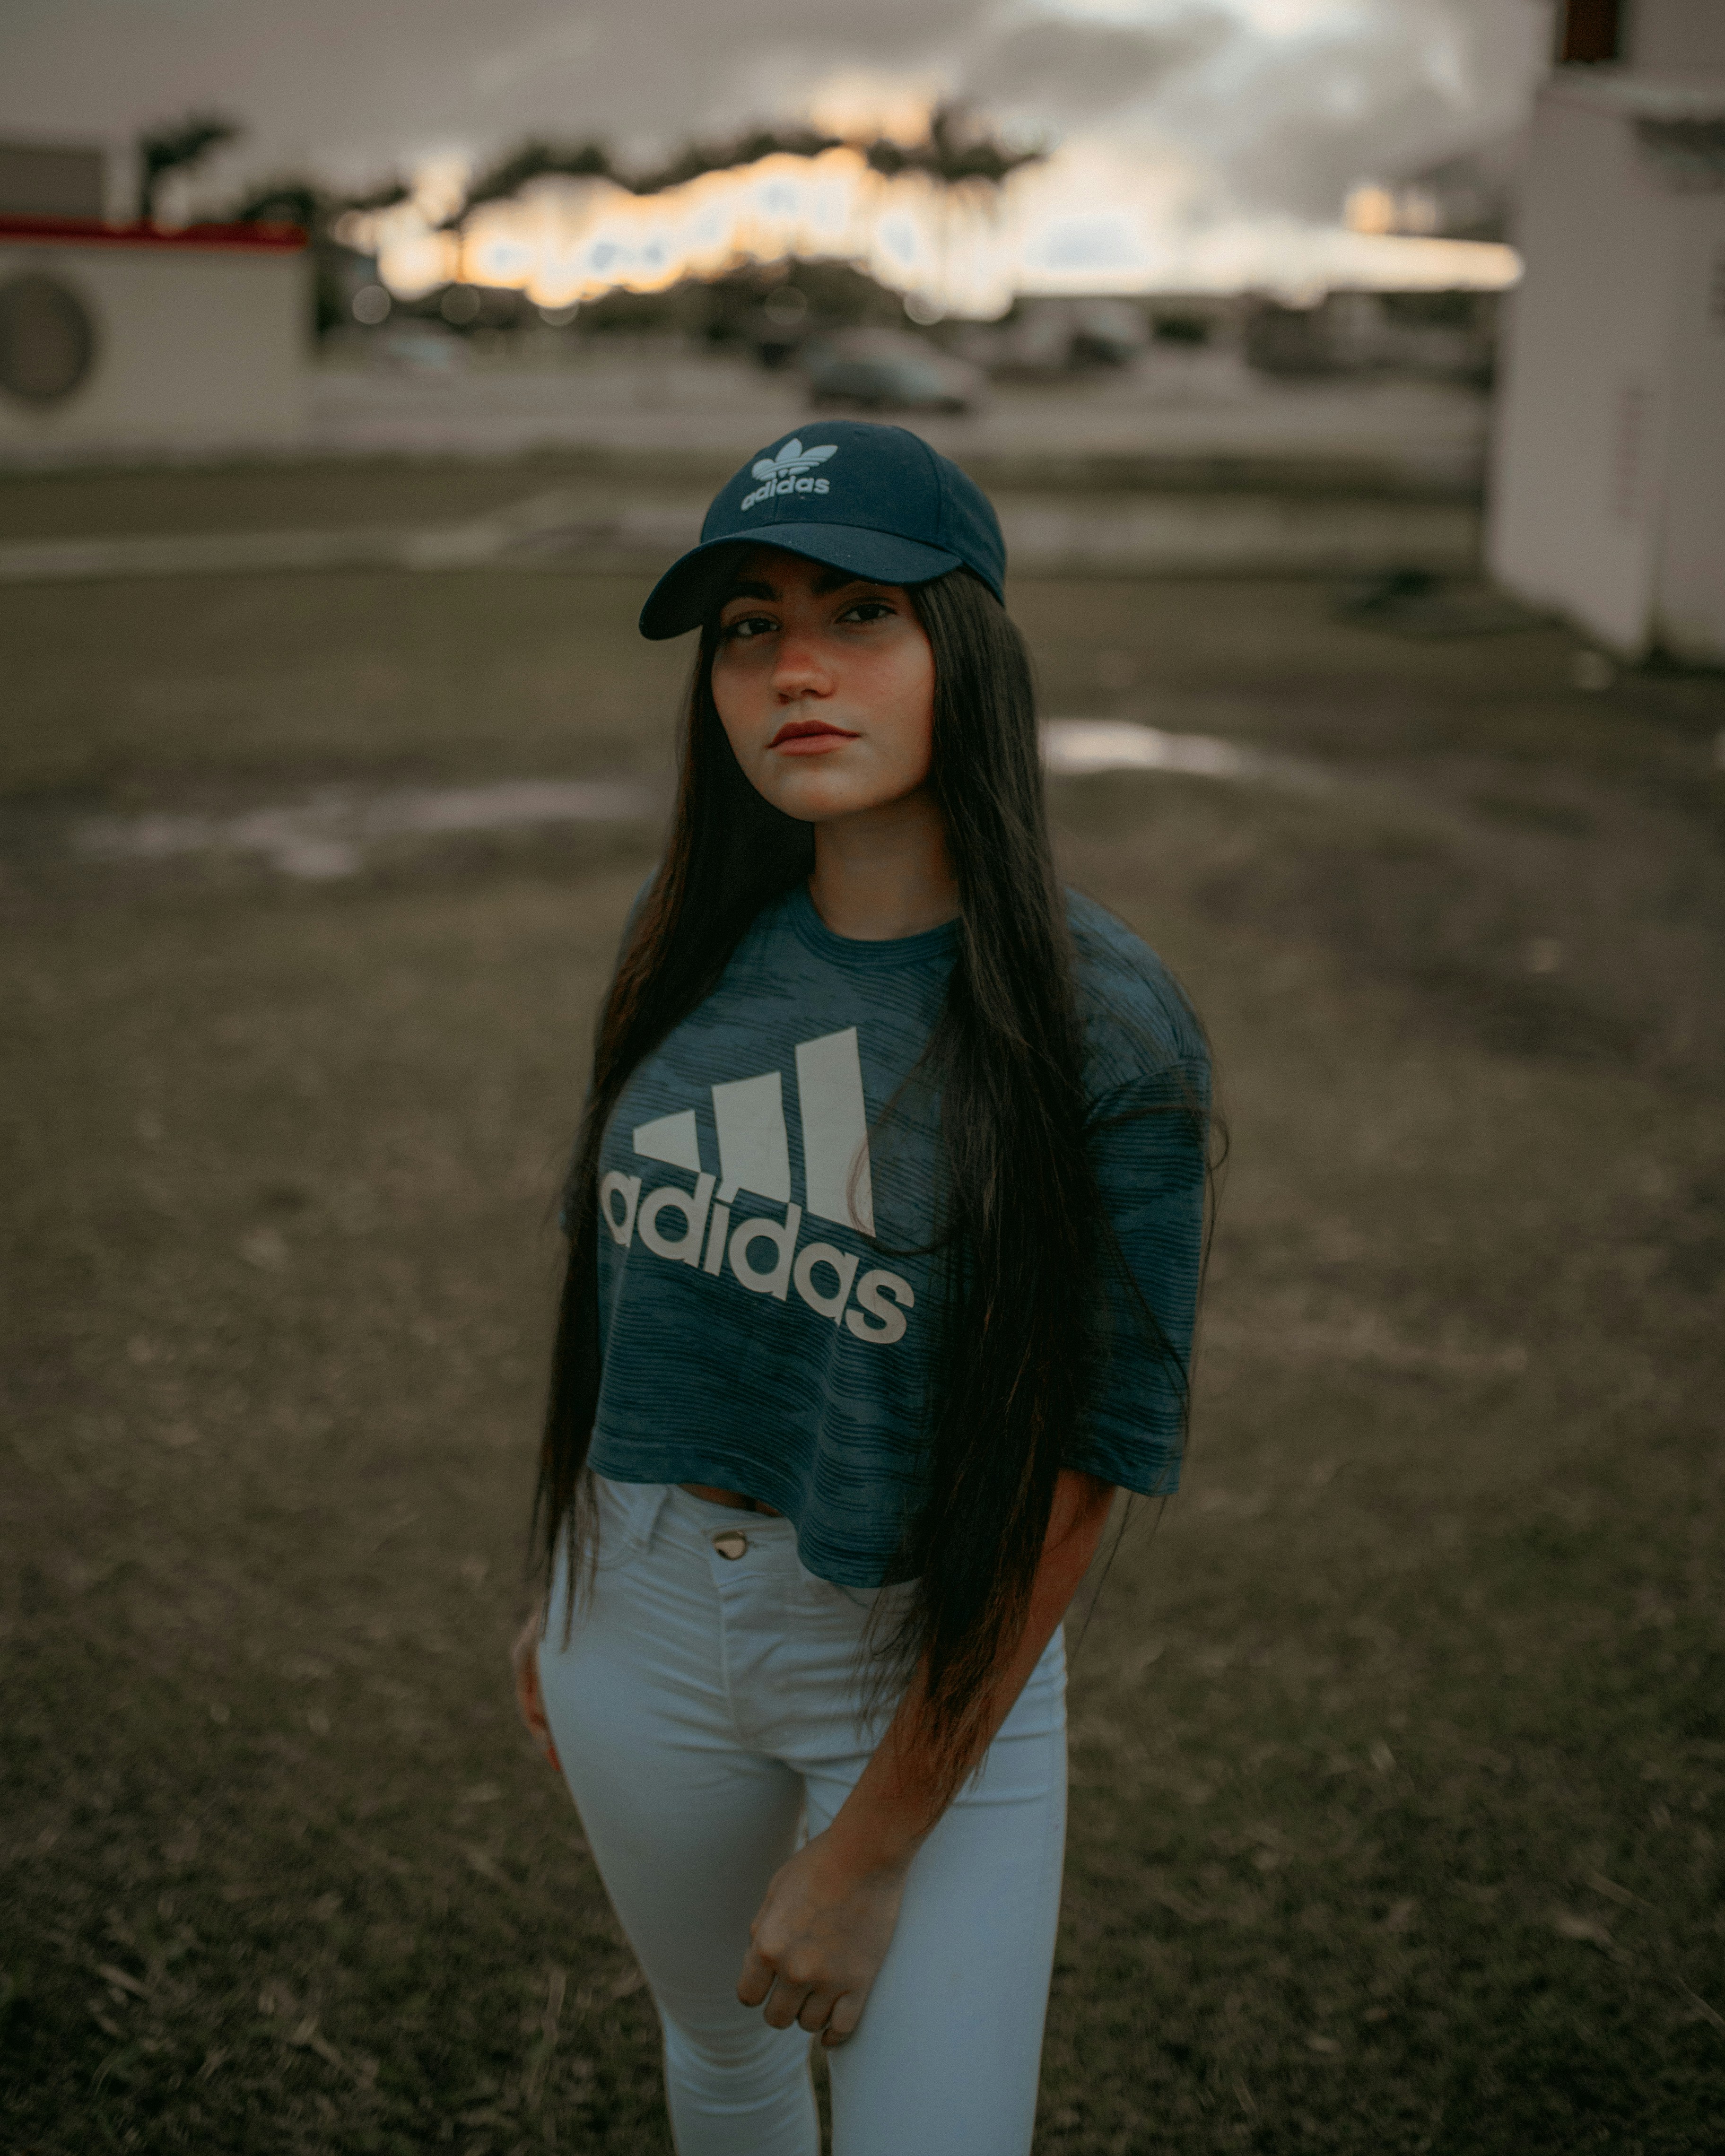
left=0, top=215, right=307, bottom=254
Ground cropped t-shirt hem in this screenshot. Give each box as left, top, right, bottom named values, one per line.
left=1063, top=1443, right=1183, bottom=1500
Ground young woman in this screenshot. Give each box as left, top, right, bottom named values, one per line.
left=512, top=420, right=1210, bottom=2156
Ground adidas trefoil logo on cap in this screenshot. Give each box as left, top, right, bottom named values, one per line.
left=741, top=437, right=837, bottom=513
left=750, top=438, right=837, bottom=482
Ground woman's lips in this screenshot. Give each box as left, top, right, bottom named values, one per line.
left=768, top=718, right=860, bottom=756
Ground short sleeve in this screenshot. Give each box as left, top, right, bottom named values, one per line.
left=1066, top=1056, right=1209, bottom=1495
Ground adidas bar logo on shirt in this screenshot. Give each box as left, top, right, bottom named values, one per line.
left=599, top=1026, right=914, bottom=1345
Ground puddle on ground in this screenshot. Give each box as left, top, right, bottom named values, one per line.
left=75, top=778, right=657, bottom=880
left=0, top=495, right=704, bottom=587
left=1041, top=719, right=1327, bottom=790
left=67, top=727, right=1316, bottom=883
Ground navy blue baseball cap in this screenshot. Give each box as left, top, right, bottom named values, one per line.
left=638, top=419, right=1006, bottom=639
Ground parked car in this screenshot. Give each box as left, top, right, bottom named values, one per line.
left=952, top=297, right=1149, bottom=377
left=802, top=329, right=985, bottom=414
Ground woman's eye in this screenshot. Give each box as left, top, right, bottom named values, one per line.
left=841, top=600, right=894, bottom=624
left=721, top=613, right=776, bottom=642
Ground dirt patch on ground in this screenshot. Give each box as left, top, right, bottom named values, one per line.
left=3, top=525, right=1722, bottom=2153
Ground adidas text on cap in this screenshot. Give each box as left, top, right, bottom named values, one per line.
left=638, top=420, right=1006, bottom=640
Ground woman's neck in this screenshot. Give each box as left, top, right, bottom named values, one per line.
left=807, top=786, right=958, bottom=942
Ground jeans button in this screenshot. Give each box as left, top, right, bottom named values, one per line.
left=712, top=1529, right=749, bottom=1561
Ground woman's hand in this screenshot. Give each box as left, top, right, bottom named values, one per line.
left=736, top=1828, right=911, bottom=2048
left=511, top=1605, right=561, bottom=1773
left=734, top=1471, right=1114, bottom=2046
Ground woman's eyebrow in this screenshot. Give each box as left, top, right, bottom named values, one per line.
left=720, top=570, right=884, bottom=609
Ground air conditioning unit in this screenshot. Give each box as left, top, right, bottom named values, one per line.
left=0, top=204, right=308, bottom=461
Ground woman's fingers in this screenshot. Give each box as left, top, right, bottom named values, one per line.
left=822, top=1991, right=864, bottom=2049
left=795, top=1987, right=843, bottom=2034
left=761, top=1983, right=804, bottom=2031
left=736, top=1828, right=908, bottom=2046
left=739, top=1952, right=835, bottom=2033
left=735, top=1943, right=776, bottom=2009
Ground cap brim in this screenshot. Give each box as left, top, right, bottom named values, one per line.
left=638, top=522, right=966, bottom=640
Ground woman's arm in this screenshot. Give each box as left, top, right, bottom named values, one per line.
left=736, top=1467, right=1116, bottom=2045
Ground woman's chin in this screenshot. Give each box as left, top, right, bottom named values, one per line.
left=758, top=772, right=902, bottom=825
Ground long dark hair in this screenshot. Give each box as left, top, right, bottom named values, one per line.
left=536, top=565, right=1196, bottom=1793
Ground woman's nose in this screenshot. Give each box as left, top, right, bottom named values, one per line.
left=770, top=632, right=834, bottom=698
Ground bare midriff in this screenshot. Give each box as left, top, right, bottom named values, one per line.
left=680, top=1482, right=783, bottom=1516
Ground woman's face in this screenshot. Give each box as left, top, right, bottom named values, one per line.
left=708, top=547, right=937, bottom=825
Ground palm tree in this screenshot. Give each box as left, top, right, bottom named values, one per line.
left=136, top=113, right=242, bottom=224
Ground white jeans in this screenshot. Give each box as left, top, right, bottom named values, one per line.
left=535, top=1477, right=1068, bottom=2156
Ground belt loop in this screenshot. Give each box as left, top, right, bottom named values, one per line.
left=635, top=1482, right=672, bottom=1556
left=595, top=1474, right=673, bottom=1562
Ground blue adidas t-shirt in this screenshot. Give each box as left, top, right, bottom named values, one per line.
left=587, top=883, right=1208, bottom=1586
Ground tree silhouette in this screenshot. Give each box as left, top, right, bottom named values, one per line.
left=462, top=140, right=616, bottom=218
left=634, top=125, right=847, bottom=195
left=222, top=174, right=410, bottom=336
left=226, top=175, right=408, bottom=234
left=456, top=106, right=1046, bottom=222
left=865, top=104, right=1046, bottom=188
left=136, top=113, right=242, bottom=222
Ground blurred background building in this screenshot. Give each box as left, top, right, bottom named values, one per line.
left=1490, top=0, right=1725, bottom=662
left=0, top=3, right=1532, bottom=459
left=0, top=0, right=1721, bottom=652
left=0, top=139, right=306, bottom=457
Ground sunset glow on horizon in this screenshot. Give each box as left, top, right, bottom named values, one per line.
left=339, top=139, right=1521, bottom=319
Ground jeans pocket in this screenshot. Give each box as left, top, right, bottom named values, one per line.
left=590, top=1477, right=669, bottom=1572
left=793, top=1562, right=918, bottom=1638
left=795, top=1571, right=865, bottom=1620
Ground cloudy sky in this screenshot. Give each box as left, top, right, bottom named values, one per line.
left=1, top=0, right=1553, bottom=228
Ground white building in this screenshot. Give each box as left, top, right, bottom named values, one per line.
left=1489, top=1, right=1725, bottom=662
left=0, top=145, right=308, bottom=461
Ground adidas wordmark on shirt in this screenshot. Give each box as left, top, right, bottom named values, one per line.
left=601, top=1021, right=913, bottom=1344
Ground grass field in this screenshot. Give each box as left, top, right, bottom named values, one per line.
left=3, top=463, right=1723, bottom=2153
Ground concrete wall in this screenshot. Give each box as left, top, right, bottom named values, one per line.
left=0, top=143, right=105, bottom=218
left=1489, top=74, right=1725, bottom=661
left=1653, top=197, right=1725, bottom=656
left=1632, top=0, right=1725, bottom=72
left=1490, top=83, right=1673, bottom=651
left=0, top=235, right=307, bottom=458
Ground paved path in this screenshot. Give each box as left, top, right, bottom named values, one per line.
left=0, top=484, right=1479, bottom=587
left=299, top=348, right=1488, bottom=491
left=0, top=347, right=1490, bottom=498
